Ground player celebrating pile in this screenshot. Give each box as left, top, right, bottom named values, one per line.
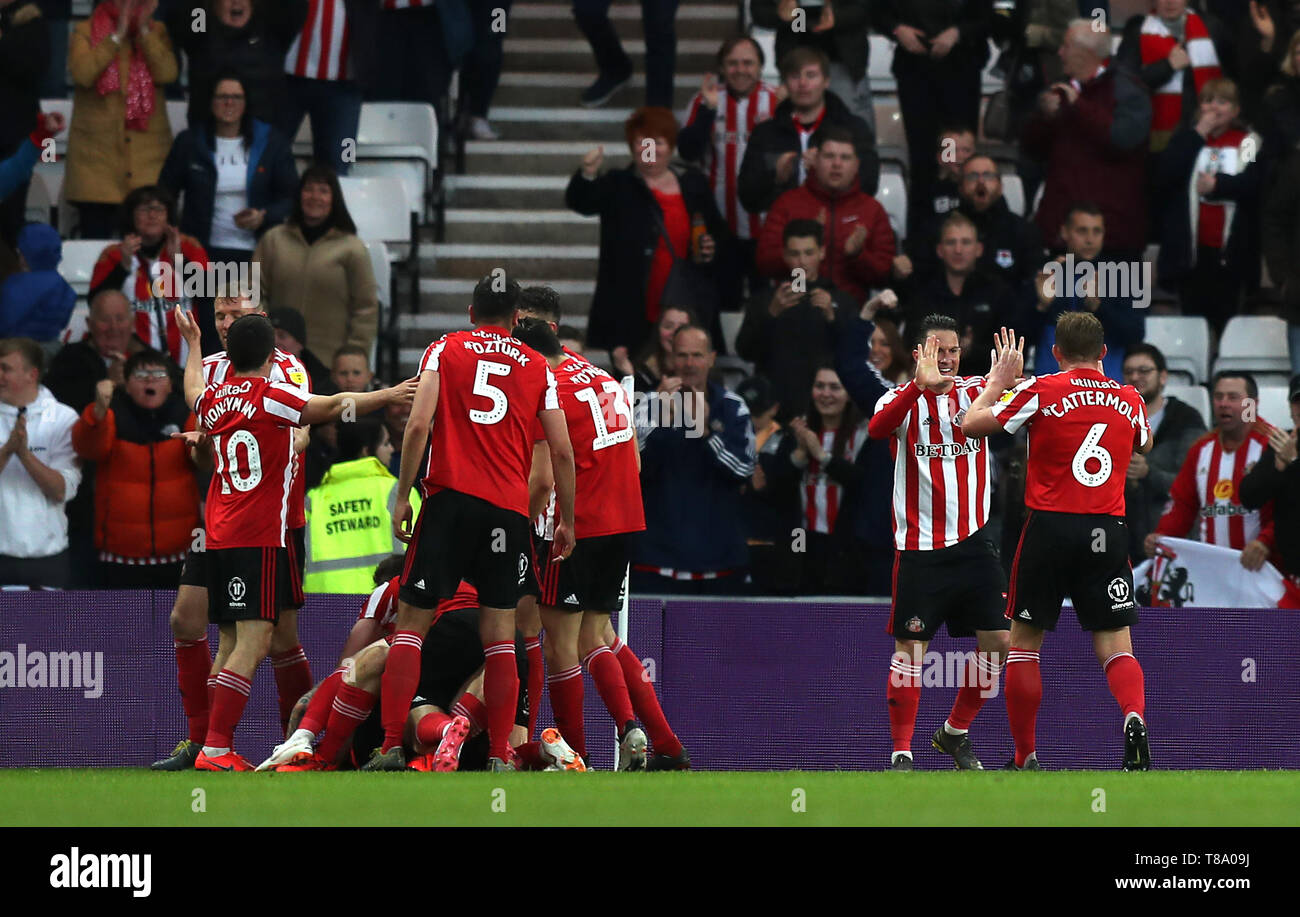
left=962, top=314, right=1152, bottom=771
left=174, top=308, right=415, bottom=771
left=375, top=275, right=577, bottom=772
left=863, top=314, right=1011, bottom=771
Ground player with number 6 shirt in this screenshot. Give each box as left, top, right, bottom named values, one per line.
left=962, top=313, right=1153, bottom=771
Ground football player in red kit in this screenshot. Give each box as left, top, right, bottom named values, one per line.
left=153, top=291, right=315, bottom=770
left=174, top=309, right=415, bottom=771
left=963, top=315, right=1153, bottom=771
left=377, top=275, right=577, bottom=772
left=514, top=318, right=689, bottom=771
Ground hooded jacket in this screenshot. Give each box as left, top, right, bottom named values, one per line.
left=0, top=223, right=77, bottom=341
left=754, top=173, right=895, bottom=303
left=0, top=385, right=81, bottom=557
left=71, top=389, right=198, bottom=562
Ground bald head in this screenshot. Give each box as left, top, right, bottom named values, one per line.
left=88, top=290, right=134, bottom=358
left=1061, top=20, right=1111, bottom=81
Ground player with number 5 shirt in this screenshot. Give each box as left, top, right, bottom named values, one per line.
left=962, top=313, right=1153, bottom=772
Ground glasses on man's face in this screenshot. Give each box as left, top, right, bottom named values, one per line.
left=135, top=203, right=167, bottom=215
left=131, top=369, right=169, bottom=381
left=1125, top=366, right=1158, bottom=377
left=214, top=94, right=245, bottom=103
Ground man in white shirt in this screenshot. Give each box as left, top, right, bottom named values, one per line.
left=0, top=337, right=81, bottom=587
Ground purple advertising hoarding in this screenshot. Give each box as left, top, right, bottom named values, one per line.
left=0, top=591, right=1295, bottom=770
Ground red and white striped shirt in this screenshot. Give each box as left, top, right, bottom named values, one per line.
left=1156, top=429, right=1274, bottom=550
left=800, top=425, right=868, bottom=534
left=359, top=575, right=479, bottom=636
left=870, top=378, right=992, bottom=551
left=286, top=0, right=350, bottom=81
left=683, top=84, right=779, bottom=240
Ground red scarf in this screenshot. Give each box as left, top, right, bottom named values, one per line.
left=90, top=1, right=156, bottom=132
left=1139, top=10, right=1221, bottom=150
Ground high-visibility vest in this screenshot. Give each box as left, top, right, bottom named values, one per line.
left=303, top=457, right=421, bottom=594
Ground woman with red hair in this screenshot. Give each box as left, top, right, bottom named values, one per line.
left=566, top=106, right=730, bottom=357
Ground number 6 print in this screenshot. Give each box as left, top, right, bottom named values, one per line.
left=1071, top=422, right=1112, bottom=487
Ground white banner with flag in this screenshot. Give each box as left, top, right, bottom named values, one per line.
left=1134, top=537, right=1300, bottom=608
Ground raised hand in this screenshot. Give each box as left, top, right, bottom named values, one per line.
left=700, top=72, right=720, bottom=109
left=914, top=335, right=956, bottom=391
left=174, top=305, right=201, bottom=347
left=581, top=145, right=604, bottom=178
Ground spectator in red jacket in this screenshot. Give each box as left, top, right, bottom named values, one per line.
left=88, top=184, right=212, bottom=364
left=71, top=346, right=200, bottom=588
left=755, top=124, right=895, bottom=303
left=1022, top=19, right=1152, bottom=258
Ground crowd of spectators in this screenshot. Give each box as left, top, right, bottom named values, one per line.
left=1, top=1, right=1299, bottom=600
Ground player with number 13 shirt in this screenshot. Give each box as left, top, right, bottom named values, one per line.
left=962, top=313, right=1153, bottom=772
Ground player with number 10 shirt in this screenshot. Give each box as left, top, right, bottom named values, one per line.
left=962, top=313, right=1153, bottom=772
left=380, top=276, right=578, bottom=773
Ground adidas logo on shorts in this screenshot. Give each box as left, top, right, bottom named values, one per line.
left=564, top=593, right=580, bottom=605
left=413, top=578, right=426, bottom=590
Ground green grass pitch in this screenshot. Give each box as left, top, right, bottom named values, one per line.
left=2, top=770, right=1299, bottom=826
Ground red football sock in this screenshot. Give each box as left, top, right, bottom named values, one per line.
left=174, top=637, right=211, bottom=744
left=1103, top=652, right=1145, bottom=721
left=451, top=693, right=486, bottom=737
left=887, top=653, right=922, bottom=754
left=270, top=645, right=313, bottom=735
left=947, top=651, right=1003, bottom=732
left=315, top=682, right=377, bottom=764
left=379, top=631, right=423, bottom=753
left=414, top=710, right=454, bottom=749
left=1005, top=648, right=1042, bottom=767
left=483, top=641, right=519, bottom=761
left=612, top=639, right=682, bottom=757
left=206, top=676, right=216, bottom=714
left=299, top=667, right=346, bottom=736
left=525, top=636, right=543, bottom=739
left=583, top=645, right=635, bottom=728
left=205, top=669, right=253, bottom=749
left=514, top=740, right=547, bottom=771
left=547, top=663, right=586, bottom=760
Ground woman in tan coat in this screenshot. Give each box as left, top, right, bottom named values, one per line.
left=67, top=0, right=178, bottom=239
left=254, top=164, right=378, bottom=364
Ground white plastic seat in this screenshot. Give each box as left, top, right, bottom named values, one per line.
left=719, top=310, right=744, bottom=357
left=166, top=100, right=189, bottom=138
left=1144, top=315, right=1210, bottom=384
left=1213, top=316, right=1292, bottom=378
left=876, top=168, right=907, bottom=243
left=58, top=239, right=111, bottom=298
left=60, top=301, right=90, bottom=345
left=40, top=98, right=73, bottom=155
left=1163, top=382, right=1210, bottom=428
left=874, top=95, right=906, bottom=166
left=1256, top=386, right=1293, bottom=429
left=1002, top=173, right=1025, bottom=217
left=25, top=172, right=53, bottom=224
left=364, top=241, right=391, bottom=371
left=338, top=176, right=411, bottom=256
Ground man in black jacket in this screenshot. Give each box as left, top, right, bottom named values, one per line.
left=738, top=46, right=879, bottom=217
left=1121, top=343, right=1207, bottom=565
left=167, top=0, right=309, bottom=129
left=750, top=0, right=875, bottom=133
left=0, top=0, right=49, bottom=247
left=875, top=0, right=992, bottom=223
left=898, top=153, right=1043, bottom=292
left=736, top=218, right=856, bottom=417
left=1240, top=375, right=1300, bottom=578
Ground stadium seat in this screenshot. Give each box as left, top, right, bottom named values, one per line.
left=365, top=240, right=392, bottom=375
left=868, top=35, right=895, bottom=92
left=1002, top=173, right=1025, bottom=217
left=877, top=168, right=907, bottom=243
left=58, top=239, right=110, bottom=298
left=33, top=160, right=67, bottom=234
left=1256, top=385, right=1293, bottom=429
left=166, top=100, right=189, bottom=138
left=719, top=310, right=744, bottom=357
left=1164, top=382, right=1210, bottom=428
left=356, top=102, right=440, bottom=218
left=60, top=301, right=89, bottom=345
left=25, top=172, right=53, bottom=225
left=339, top=176, right=411, bottom=255
left=1213, top=316, right=1292, bottom=382
left=874, top=96, right=907, bottom=169
left=1145, top=315, right=1210, bottom=384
